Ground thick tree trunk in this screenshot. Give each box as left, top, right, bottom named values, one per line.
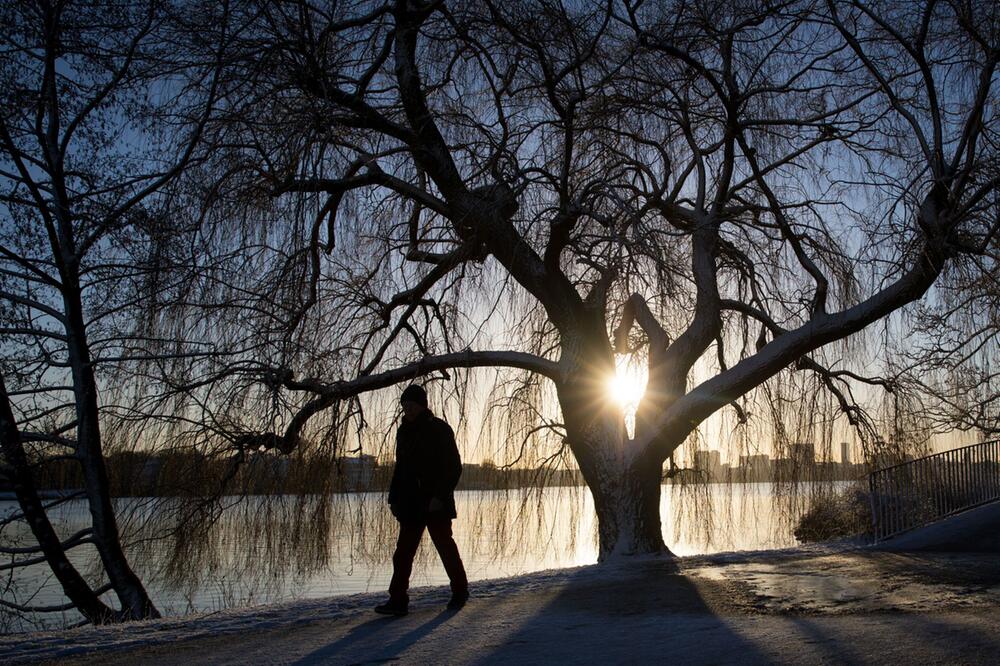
left=556, top=324, right=671, bottom=560
left=590, top=464, right=670, bottom=562
left=587, top=453, right=669, bottom=560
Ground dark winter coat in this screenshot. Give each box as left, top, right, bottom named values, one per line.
left=388, top=410, right=462, bottom=522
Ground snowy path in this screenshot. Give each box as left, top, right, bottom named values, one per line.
left=5, top=545, right=1000, bottom=665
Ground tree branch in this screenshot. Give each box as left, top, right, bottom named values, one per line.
left=642, top=211, right=951, bottom=459
left=613, top=293, right=669, bottom=352
left=245, top=350, right=561, bottom=453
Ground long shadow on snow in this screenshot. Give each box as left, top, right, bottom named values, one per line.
left=292, top=609, right=455, bottom=665
left=470, top=556, right=772, bottom=664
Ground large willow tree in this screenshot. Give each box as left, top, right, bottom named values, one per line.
left=174, top=0, right=999, bottom=560
left=6, top=4, right=996, bottom=629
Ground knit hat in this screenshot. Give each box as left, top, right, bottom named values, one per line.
left=399, top=384, right=428, bottom=407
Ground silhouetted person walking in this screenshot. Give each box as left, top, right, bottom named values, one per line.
left=375, top=384, right=468, bottom=616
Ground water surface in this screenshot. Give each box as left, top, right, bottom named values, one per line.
left=1, top=482, right=822, bottom=631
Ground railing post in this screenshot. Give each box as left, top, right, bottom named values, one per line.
left=869, top=471, right=880, bottom=542
left=995, top=442, right=999, bottom=500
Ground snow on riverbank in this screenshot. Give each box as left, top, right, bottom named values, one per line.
left=0, top=543, right=844, bottom=663
left=4, top=536, right=1000, bottom=664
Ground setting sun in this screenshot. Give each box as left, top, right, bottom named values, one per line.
left=608, top=363, right=647, bottom=410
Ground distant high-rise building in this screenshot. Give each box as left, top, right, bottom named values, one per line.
left=841, top=441, right=851, bottom=465
left=737, top=453, right=771, bottom=481
left=694, top=448, right=722, bottom=472
left=739, top=453, right=771, bottom=468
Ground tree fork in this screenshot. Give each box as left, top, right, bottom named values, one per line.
left=556, top=334, right=671, bottom=560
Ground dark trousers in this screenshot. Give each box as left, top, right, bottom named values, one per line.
left=388, top=518, right=468, bottom=604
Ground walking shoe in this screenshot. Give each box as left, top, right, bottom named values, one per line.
left=447, top=591, right=469, bottom=610
left=374, top=599, right=408, bottom=616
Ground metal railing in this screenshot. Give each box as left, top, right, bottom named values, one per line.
left=868, top=439, right=1000, bottom=542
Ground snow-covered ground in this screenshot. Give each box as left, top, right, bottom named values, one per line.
left=4, top=535, right=1000, bottom=665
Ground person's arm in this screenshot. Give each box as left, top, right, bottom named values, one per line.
left=429, top=420, right=462, bottom=504
left=387, top=432, right=402, bottom=510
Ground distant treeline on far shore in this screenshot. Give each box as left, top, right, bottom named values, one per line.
left=10, top=448, right=878, bottom=499
left=12, top=450, right=587, bottom=497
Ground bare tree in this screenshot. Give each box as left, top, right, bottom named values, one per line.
left=156, top=0, right=1000, bottom=561
left=0, top=0, right=226, bottom=622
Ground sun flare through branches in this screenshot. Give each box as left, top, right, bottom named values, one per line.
left=608, top=361, right=648, bottom=431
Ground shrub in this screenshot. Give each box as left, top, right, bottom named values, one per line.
left=794, top=488, right=871, bottom=543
